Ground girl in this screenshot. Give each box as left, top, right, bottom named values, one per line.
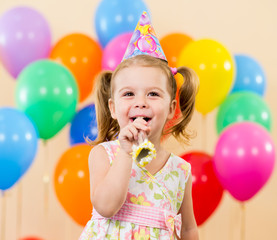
left=79, top=54, right=199, bottom=239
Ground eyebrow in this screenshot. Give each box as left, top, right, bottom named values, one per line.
left=118, top=87, right=133, bottom=93
left=118, top=87, right=166, bottom=94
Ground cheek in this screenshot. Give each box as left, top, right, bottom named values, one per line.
left=115, top=101, right=130, bottom=115
left=157, top=102, right=173, bottom=118
left=154, top=104, right=168, bottom=115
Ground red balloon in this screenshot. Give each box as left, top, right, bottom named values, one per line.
left=180, top=151, right=224, bottom=226
left=20, top=237, right=43, bottom=240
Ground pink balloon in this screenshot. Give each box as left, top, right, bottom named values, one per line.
left=102, top=32, right=132, bottom=71
left=0, top=6, right=51, bottom=78
left=213, top=122, right=275, bottom=202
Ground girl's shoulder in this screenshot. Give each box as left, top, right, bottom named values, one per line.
left=99, top=140, right=120, bottom=149
left=97, top=140, right=120, bottom=164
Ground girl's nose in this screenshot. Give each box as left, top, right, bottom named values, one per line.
left=135, top=95, right=148, bottom=108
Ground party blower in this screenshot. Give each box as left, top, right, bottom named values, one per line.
left=131, top=118, right=156, bottom=168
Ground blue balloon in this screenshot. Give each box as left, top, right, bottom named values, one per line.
left=231, top=54, right=266, bottom=96
left=70, top=104, right=98, bottom=145
left=94, top=0, right=149, bottom=47
left=0, top=107, right=38, bottom=190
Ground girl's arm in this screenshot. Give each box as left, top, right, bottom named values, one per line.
left=179, top=175, right=199, bottom=240
left=89, top=145, right=133, bottom=218
left=89, top=118, right=149, bottom=218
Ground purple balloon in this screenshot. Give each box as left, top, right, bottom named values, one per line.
left=102, top=32, right=132, bottom=71
left=0, top=6, right=51, bottom=78
left=213, top=122, right=275, bottom=202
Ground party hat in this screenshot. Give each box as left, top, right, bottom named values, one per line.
left=122, top=11, right=167, bottom=62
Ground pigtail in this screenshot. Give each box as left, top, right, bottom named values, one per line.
left=86, top=71, right=120, bottom=146
left=170, top=67, right=199, bottom=144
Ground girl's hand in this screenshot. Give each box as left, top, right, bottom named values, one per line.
left=118, top=118, right=150, bottom=154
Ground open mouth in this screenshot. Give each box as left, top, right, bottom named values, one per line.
left=131, top=117, right=151, bottom=122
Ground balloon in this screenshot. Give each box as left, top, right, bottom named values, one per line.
left=213, top=122, right=275, bottom=202
left=216, top=91, right=272, bottom=134
left=0, top=6, right=51, bottom=78
left=20, top=237, right=43, bottom=240
left=102, top=32, right=132, bottom=70
left=160, top=33, right=193, bottom=92
left=54, top=144, right=92, bottom=226
left=178, top=39, right=235, bottom=115
left=15, top=60, right=79, bottom=140
left=160, top=32, right=193, bottom=68
left=70, top=104, right=98, bottom=145
left=0, top=108, right=38, bottom=190
left=95, top=0, right=149, bottom=47
left=50, top=33, right=102, bottom=102
left=181, top=152, right=224, bottom=226
left=231, top=54, right=266, bottom=96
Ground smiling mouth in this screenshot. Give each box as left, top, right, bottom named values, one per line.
left=131, top=117, right=151, bottom=122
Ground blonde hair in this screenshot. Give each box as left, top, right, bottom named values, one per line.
left=87, top=55, right=199, bottom=146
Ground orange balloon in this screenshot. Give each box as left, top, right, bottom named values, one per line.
left=54, top=144, right=92, bottom=226
left=50, top=33, right=102, bottom=102
left=160, top=33, right=193, bottom=68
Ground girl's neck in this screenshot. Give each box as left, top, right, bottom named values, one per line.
left=149, top=138, right=162, bottom=151
left=150, top=139, right=169, bottom=158
left=145, top=141, right=170, bottom=175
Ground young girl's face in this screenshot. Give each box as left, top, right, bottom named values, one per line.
left=109, top=66, right=176, bottom=141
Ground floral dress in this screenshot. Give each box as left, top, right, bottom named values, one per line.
left=79, top=140, right=191, bottom=240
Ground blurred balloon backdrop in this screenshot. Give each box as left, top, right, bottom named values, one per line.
left=0, top=108, right=38, bottom=190
left=0, top=1, right=275, bottom=239
left=0, top=6, right=51, bottom=78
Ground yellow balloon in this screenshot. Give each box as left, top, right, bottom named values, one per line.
left=178, top=39, right=235, bottom=115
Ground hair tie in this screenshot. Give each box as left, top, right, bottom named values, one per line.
left=170, top=67, right=178, bottom=75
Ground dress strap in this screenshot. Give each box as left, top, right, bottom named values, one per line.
left=92, top=203, right=181, bottom=239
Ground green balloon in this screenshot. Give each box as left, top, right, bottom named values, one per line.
left=15, top=60, right=79, bottom=139
left=216, top=91, right=272, bottom=134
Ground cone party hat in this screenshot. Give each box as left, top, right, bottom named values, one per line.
left=122, top=11, right=167, bottom=62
